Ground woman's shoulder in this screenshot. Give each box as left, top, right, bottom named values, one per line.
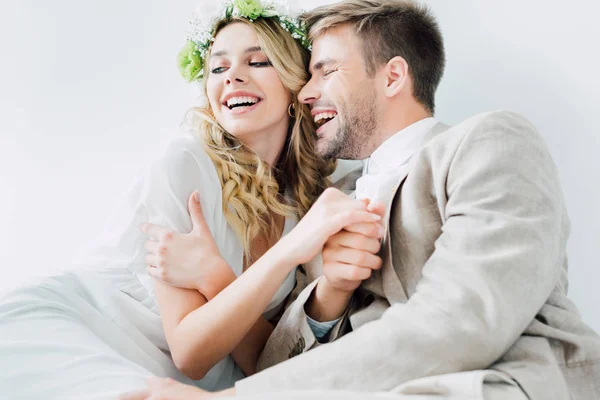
left=153, top=136, right=218, bottom=183
left=158, top=136, right=215, bottom=173
left=142, top=135, right=222, bottom=208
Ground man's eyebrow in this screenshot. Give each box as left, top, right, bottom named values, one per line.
left=310, top=58, right=337, bottom=73
left=211, top=46, right=263, bottom=58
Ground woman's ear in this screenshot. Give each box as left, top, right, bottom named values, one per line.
left=384, top=56, right=409, bottom=98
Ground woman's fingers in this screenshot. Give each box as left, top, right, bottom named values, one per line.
left=117, top=389, right=149, bottom=400
left=143, top=239, right=160, bottom=255
left=139, top=223, right=173, bottom=242
left=145, top=254, right=160, bottom=268
left=344, top=222, right=385, bottom=239
left=335, top=210, right=381, bottom=229
left=147, top=265, right=162, bottom=281
left=323, top=210, right=381, bottom=239
left=367, top=201, right=386, bottom=218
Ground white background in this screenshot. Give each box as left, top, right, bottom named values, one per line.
left=1, top=1, right=598, bottom=332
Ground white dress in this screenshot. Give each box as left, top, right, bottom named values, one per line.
left=0, top=137, right=297, bottom=399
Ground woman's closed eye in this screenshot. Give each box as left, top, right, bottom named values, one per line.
left=249, top=60, right=272, bottom=68
left=210, top=61, right=271, bottom=74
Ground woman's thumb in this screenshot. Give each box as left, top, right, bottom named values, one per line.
left=188, top=191, right=207, bottom=232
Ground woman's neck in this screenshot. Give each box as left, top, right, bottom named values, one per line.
left=239, top=121, right=289, bottom=166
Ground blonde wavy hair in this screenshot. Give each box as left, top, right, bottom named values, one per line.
left=184, top=17, right=336, bottom=260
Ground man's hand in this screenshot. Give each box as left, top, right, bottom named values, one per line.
left=118, top=377, right=236, bottom=400
left=306, top=201, right=386, bottom=322
left=322, top=200, right=386, bottom=291
left=322, top=226, right=383, bottom=291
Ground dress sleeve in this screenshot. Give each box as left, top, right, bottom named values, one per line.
left=141, top=138, right=222, bottom=236
left=74, top=137, right=224, bottom=310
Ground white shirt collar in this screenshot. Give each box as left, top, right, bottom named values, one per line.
left=363, top=117, right=438, bottom=175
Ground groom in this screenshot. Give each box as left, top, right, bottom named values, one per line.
left=125, top=0, right=600, bottom=399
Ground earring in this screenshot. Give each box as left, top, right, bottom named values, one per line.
left=288, top=103, right=295, bottom=118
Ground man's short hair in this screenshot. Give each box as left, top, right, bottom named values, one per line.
left=303, top=0, right=445, bottom=113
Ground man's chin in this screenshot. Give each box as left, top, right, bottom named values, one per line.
left=316, top=140, right=335, bottom=160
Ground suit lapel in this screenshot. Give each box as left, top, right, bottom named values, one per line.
left=381, top=172, right=409, bottom=304
left=379, top=122, right=450, bottom=305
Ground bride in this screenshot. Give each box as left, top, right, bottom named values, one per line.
left=0, top=0, right=383, bottom=398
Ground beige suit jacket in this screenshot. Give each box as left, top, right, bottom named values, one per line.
left=236, top=111, right=600, bottom=399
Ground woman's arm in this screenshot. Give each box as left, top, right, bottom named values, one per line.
left=143, top=192, right=274, bottom=377
left=147, top=187, right=382, bottom=380
left=151, top=231, right=293, bottom=380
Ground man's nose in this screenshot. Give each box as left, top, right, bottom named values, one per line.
left=298, top=78, right=319, bottom=105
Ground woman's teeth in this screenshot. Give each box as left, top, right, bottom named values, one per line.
left=227, top=96, right=260, bottom=109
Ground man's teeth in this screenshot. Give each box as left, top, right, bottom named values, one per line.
left=226, top=96, right=259, bottom=108
left=314, top=112, right=337, bottom=125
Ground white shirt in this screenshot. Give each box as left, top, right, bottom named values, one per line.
left=355, top=117, right=438, bottom=206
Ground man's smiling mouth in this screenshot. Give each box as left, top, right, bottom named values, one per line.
left=314, top=111, right=338, bottom=128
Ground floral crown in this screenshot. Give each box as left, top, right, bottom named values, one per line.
left=177, top=0, right=310, bottom=82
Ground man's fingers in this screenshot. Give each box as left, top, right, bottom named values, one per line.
left=327, top=231, right=381, bottom=254
left=117, top=389, right=149, bottom=400
left=139, top=223, right=172, bottom=242
left=188, top=191, right=209, bottom=234
left=325, top=262, right=373, bottom=282
left=323, top=246, right=382, bottom=270
left=344, top=222, right=384, bottom=239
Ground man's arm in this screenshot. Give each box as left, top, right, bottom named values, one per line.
left=303, top=163, right=372, bottom=324
left=305, top=216, right=385, bottom=323
left=256, top=217, right=384, bottom=369
left=305, top=279, right=352, bottom=323
left=239, top=112, right=566, bottom=393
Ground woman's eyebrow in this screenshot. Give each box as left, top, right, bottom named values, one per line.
left=211, top=46, right=263, bottom=58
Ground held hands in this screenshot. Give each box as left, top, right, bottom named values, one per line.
left=321, top=200, right=387, bottom=293
left=140, top=191, right=235, bottom=299
left=280, top=188, right=384, bottom=266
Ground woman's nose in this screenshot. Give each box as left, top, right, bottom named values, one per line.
left=224, top=65, right=247, bottom=85
left=225, top=76, right=246, bottom=84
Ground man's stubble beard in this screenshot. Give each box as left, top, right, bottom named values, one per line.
left=319, top=87, right=378, bottom=160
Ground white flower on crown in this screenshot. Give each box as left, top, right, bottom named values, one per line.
left=267, top=0, right=304, bottom=18
left=269, top=0, right=290, bottom=16
left=187, top=1, right=227, bottom=47
left=192, top=1, right=227, bottom=21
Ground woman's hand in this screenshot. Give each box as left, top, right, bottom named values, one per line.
left=119, top=377, right=219, bottom=400
left=279, top=187, right=384, bottom=266
left=140, top=191, right=236, bottom=299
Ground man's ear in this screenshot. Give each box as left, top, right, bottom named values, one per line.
left=383, top=56, right=409, bottom=98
